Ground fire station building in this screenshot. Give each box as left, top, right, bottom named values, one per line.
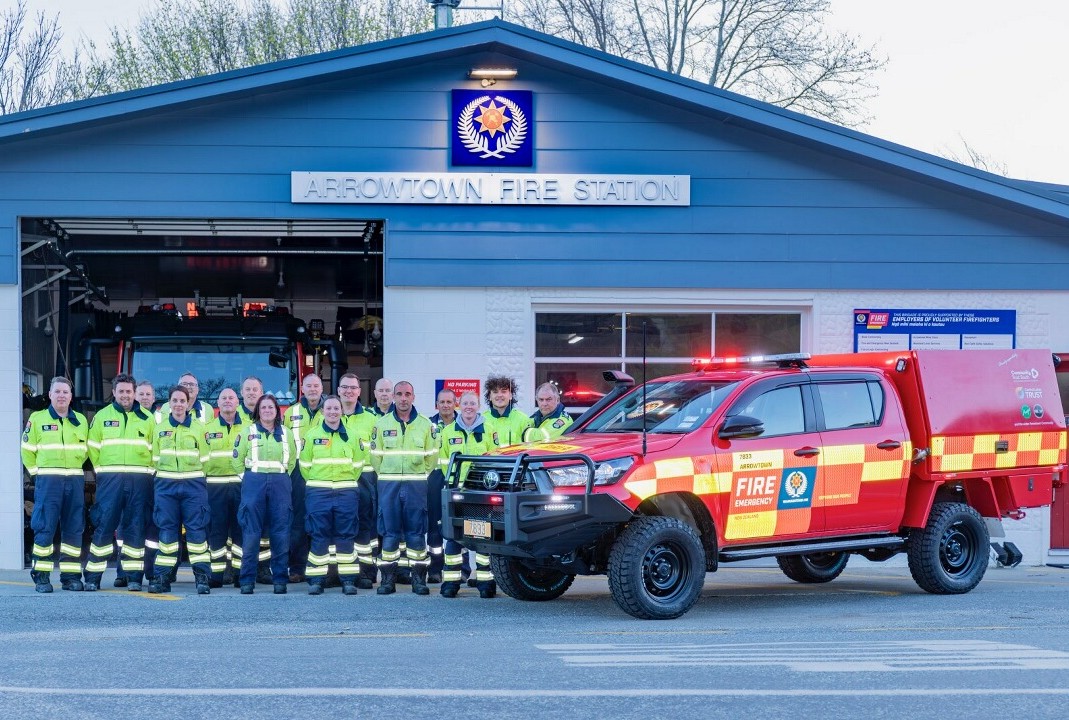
left=2, top=19, right=1069, bottom=570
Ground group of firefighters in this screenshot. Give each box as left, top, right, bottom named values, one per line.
left=21, top=370, right=574, bottom=598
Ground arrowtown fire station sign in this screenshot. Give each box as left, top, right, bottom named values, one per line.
left=291, top=172, right=690, bottom=206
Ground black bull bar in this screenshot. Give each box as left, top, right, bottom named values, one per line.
left=440, top=452, right=634, bottom=559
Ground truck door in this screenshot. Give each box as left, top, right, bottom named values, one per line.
left=812, top=376, right=910, bottom=532
left=715, top=379, right=824, bottom=542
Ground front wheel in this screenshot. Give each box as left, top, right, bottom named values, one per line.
left=776, top=552, right=849, bottom=583
left=490, top=555, right=574, bottom=601
left=907, top=502, right=989, bottom=594
left=607, top=516, right=706, bottom=620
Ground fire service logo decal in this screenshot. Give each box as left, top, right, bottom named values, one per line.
left=451, top=89, right=533, bottom=167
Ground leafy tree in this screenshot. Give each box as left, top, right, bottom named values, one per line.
left=100, top=0, right=433, bottom=92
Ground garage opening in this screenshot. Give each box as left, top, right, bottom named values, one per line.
left=20, top=217, right=385, bottom=411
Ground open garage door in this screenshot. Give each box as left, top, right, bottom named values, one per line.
left=20, top=217, right=385, bottom=411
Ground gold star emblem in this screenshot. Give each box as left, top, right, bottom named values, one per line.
left=474, top=100, right=511, bottom=137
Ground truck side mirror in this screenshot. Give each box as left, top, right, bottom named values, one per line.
left=268, top=351, right=288, bottom=369
left=718, top=414, right=765, bottom=439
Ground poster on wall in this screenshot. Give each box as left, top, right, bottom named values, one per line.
left=434, top=378, right=481, bottom=404
left=853, top=309, right=1016, bottom=352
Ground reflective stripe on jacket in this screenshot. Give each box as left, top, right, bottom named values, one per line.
left=22, top=406, right=89, bottom=476
left=300, top=421, right=360, bottom=489
left=88, top=401, right=154, bottom=474
left=152, top=414, right=210, bottom=480
left=369, top=409, right=437, bottom=480
left=232, top=422, right=297, bottom=476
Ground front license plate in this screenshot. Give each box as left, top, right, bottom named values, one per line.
left=463, top=519, right=491, bottom=538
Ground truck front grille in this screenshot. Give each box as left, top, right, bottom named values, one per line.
left=454, top=502, right=505, bottom=523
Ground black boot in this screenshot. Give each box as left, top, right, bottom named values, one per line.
left=113, top=575, right=128, bottom=588
left=396, top=567, right=412, bottom=585
left=411, top=568, right=430, bottom=596
left=440, top=582, right=459, bottom=598
left=194, top=569, right=210, bottom=595
left=126, top=572, right=144, bottom=592
left=31, top=571, right=53, bottom=594
left=61, top=578, right=84, bottom=592
left=341, top=580, right=358, bottom=596
left=308, top=580, right=324, bottom=596
left=478, top=579, right=497, bottom=599
left=83, top=574, right=101, bottom=592
left=376, top=566, right=396, bottom=595
left=147, top=575, right=168, bottom=594
left=356, top=563, right=375, bottom=590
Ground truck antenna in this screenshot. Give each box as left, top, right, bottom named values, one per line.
left=641, top=320, right=648, bottom=456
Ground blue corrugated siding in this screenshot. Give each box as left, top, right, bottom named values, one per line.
left=0, top=58, right=1067, bottom=291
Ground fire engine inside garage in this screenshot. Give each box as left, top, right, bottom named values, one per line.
left=3, top=19, right=1069, bottom=572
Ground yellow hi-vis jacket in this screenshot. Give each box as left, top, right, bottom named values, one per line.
left=284, top=397, right=322, bottom=452
left=87, top=401, right=154, bottom=475
left=152, top=414, right=210, bottom=480
left=299, top=421, right=360, bottom=489
left=231, top=422, right=297, bottom=476
left=201, top=413, right=245, bottom=484
left=155, top=399, right=214, bottom=425
left=483, top=405, right=533, bottom=448
left=439, top=417, right=493, bottom=485
left=342, top=403, right=376, bottom=470
left=22, top=406, right=89, bottom=477
left=369, top=409, right=438, bottom=481
left=522, top=404, right=574, bottom=443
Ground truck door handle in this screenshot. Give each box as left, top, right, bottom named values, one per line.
left=876, top=440, right=902, bottom=450
left=794, top=447, right=820, bottom=457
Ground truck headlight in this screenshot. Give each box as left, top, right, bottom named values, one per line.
left=547, top=457, right=634, bottom=487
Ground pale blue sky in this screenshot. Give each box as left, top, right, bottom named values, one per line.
left=23, top=0, right=1069, bottom=184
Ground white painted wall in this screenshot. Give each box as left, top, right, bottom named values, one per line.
left=1, top=285, right=24, bottom=569
left=385, top=285, right=1069, bottom=566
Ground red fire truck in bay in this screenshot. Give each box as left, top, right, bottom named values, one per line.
left=74, top=299, right=346, bottom=410
left=442, top=350, right=1065, bottom=619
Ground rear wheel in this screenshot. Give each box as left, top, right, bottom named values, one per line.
left=907, top=502, right=989, bottom=594
left=607, top=516, right=706, bottom=620
left=776, top=552, right=849, bottom=583
left=490, top=555, right=574, bottom=601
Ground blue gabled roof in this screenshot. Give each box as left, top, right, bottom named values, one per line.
left=2, top=18, right=1067, bottom=224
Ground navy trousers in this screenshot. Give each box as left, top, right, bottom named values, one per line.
left=305, top=486, right=359, bottom=582
left=238, top=471, right=291, bottom=585
left=86, top=472, right=152, bottom=584
left=289, top=467, right=308, bottom=575
left=153, top=477, right=211, bottom=578
left=207, top=482, right=242, bottom=581
left=29, top=474, right=85, bottom=581
left=378, top=478, right=427, bottom=563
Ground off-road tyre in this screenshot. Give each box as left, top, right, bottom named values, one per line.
left=607, top=516, right=706, bottom=620
left=776, top=552, right=850, bottom=583
left=907, top=501, right=989, bottom=594
left=489, top=555, right=574, bottom=602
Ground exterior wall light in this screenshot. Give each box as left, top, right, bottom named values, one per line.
left=469, top=68, right=518, bottom=87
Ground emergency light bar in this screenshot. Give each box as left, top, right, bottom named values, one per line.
left=692, top=353, right=811, bottom=371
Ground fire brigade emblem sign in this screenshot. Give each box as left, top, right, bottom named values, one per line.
left=451, top=89, right=533, bottom=167
left=778, top=467, right=815, bottom=508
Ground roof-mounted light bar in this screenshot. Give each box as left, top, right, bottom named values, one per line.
left=692, top=353, right=811, bottom=371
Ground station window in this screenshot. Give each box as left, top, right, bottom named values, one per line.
left=535, top=310, right=802, bottom=408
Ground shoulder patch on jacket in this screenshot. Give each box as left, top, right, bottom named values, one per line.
left=552, top=418, right=567, bottom=429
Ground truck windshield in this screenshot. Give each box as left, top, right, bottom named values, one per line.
left=583, top=379, right=739, bottom=434
left=130, top=341, right=296, bottom=405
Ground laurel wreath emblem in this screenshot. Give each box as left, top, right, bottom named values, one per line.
left=457, top=94, right=528, bottom=159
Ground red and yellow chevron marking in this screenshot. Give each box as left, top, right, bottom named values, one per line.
left=815, top=441, right=911, bottom=507
left=930, top=431, right=1065, bottom=473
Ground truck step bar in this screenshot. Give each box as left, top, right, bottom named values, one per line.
left=718, top=535, right=906, bottom=562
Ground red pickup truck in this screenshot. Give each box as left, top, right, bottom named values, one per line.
left=442, top=350, right=1066, bottom=619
